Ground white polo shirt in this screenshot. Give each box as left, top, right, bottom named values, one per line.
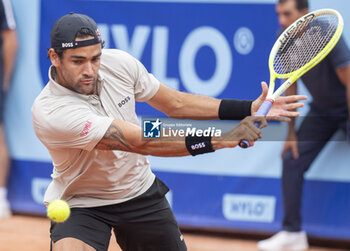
left=32, top=49, right=160, bottom=208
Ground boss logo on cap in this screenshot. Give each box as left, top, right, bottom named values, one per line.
left=62, top=42, right=74, bottom=48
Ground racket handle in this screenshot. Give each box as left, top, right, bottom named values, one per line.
left=239, top=99, right=273, bottom=148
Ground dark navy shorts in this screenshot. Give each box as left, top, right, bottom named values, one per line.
left=50, top=177, right=187, bottom=251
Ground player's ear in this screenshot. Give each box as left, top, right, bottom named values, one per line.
left=48, top=48, right=60, bottom=67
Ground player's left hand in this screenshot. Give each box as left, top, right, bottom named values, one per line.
left=251, top=82, right=307, bottom=117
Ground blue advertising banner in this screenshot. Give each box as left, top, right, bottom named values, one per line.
left=8, top=159, right=350, bottom=240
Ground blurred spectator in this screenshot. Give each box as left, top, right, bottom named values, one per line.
left=258, top=0, right=350, bottom=250
left=0, top=0, right=18, bottom=220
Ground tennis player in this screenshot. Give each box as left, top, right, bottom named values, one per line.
left=258, top=0, right=350, bottom=250
left=32, top=13, right=306, bottom=251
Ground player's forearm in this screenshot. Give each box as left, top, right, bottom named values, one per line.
left=163, top=91, right=222, bottom=120
left=134, top=116, right=268, bottom=156
left=141, top=133, right=240, bottom=157
left=169, top=94, right=253, bottom=121
left=97, top=129, right=235, bottom=157
left=148, top=83, right=251, bottom=120
left=95, top=119, right=192, bottom=156
left=134, top=140, right=191, bottom=157
left=95, top=115, right=267, bottom=155
left=94, top=119, right=233, bottom=157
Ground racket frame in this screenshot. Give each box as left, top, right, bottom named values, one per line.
left=268, top=8, right=344, bottom=101
left=239, top=8, right=344, bottom=148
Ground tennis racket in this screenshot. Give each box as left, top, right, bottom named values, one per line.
left=239, top=8, right=344, bottom=148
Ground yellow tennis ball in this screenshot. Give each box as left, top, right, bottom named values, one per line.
left=47, top=199, right=71, bottom=223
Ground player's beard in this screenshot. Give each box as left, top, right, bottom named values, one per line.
left=76, top=76, right=97, bottom=95
left=57, top=66, right=98, bottom=95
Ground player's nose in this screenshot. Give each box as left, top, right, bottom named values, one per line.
left=83, top=62, right=94, bottom=75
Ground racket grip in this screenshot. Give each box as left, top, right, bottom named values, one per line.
left=239, top=99, right=273, bottom=148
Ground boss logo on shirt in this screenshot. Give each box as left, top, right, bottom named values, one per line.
left=118, top=96, right=131, bottom=108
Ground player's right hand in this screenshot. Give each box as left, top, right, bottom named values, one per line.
left=215, top=116, right=267, bottom=148
left=213, top=115, right=291, bottom=149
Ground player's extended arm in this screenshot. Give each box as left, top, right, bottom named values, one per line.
left=1, top=29, right=18, bottom=91
left=148, top=83, right=305, bottom=120
left=147, top=83, right=221, bottom=120
left=94, top=116, right=274, bottom=156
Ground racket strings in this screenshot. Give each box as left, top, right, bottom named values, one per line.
left=273, top=14, right=339, bottom=75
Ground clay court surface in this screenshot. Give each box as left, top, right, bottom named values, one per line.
left=0, top=215, right=349, bottom=251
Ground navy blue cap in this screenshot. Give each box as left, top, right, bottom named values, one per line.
left=50, top=12, right=102, bottom=49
